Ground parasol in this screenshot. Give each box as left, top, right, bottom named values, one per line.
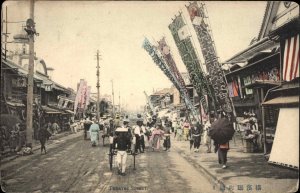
left=0, top=114, right=22, bottom=128
left=209, top=118, right=235, bottom=144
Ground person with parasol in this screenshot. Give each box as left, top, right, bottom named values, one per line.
left=210, top=112, right=235, bottom=169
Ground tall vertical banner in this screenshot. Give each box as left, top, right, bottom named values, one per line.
left=142, top=37, right=199, bottom=121
left=74, top=79, right=84, bottom=114
left=80, top=80, right=87, bottom=109
left=85, top=86, right=91, bottom=108
left=186, top=1, right=233, bottom=113
left=168, top=14, right=214, bottom=113
left=157, top=37, right=199, bottom=121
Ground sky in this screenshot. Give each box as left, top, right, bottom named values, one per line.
left=2, top=1, right=266, bottom=111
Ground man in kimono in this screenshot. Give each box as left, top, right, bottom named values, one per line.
left=89, top=118, right=100, bottom=146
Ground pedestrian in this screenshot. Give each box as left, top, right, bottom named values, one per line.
left=212, top=112, right=232, bottom=169
left=83, top=118, right=92, bottom=140
left=214, top=141, right=229, bottom=169
left=89, top=118, right=100, bottom=147
left=191, top=121, right=202, bottom=152
left=203, top=117, right=214, bottom=153
left=51, top=121, right=60, bottom=135
left=150, top=119, right=164, bottom=151
left=9, top=124, right=19, bottom=152
left=39, top=123, right=51, bottom=154
left=163, top=121, right=171, bottom=151
left=133, top=118, right=142, bottom=154
left=114, top=114, right=121, bottom=129
left=183, top=119, right=190, bottom=141
left=172, top=118, right=178, bottom=139
left=177, top=119, right=183, bottom=141
left=114, top=119, right=132, bottom=176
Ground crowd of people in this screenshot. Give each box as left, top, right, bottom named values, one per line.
left=1, top=110, right=239, bottom=173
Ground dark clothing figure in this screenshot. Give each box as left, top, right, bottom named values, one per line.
left=140, top=135, right=145, bottom=152
left=134, top=134, right=141, bottom=153
left=191, top=123, right=202, bottom=150
left=218, top=148, right=228, bottom=165
left=214, top=142, right=229, bottom=168
left=83, top=121, right=92, bottom=140
left=39, top=126, right=51, bottom=154
left=163, top=126, right=171, bottom=151
left=115, top=127, right=132, bottom=151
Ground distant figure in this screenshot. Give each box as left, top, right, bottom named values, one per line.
left=190, top=121, right=202, bottom=152
left=84, top=119, right=92, bottom=140
left=51, top=121, right=60, bottom=135
left=203, top=118, right=213, bottom=153
left=183, top=119, right=190, bottom=141
left=163, top=121, right=171, bottom=151
left=39, top=124, right=51, bottom=154
left=89, top=118, right=100, bottom=146
left=150, top=119, right=164, bottom=151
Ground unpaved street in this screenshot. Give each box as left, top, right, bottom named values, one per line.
left=1, top=135, right=219, bottom=193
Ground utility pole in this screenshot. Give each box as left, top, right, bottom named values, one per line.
left=111, top=79, right=115, bottom=117
left=26, top=0, right=35, bottom=147
left=4, top=6, right=8, bottom=60
left=96, top=50, right=100, bottom=122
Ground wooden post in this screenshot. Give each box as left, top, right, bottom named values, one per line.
left=260, top=88, right=267, bottom=154
left=96, top=50, right=100, bottom=122
left=26, top=0, right=35, bottom=147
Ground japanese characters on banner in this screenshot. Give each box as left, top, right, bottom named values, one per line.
left=186, top=1, right=233, bottom=113
left=74, top=79, right=89, bottom=114
left=80, top=81, right=87, bottom=109
left=85, top=86, right=91, bottom=108
left=142, top=38, right=181, bottom=92
left=168, top=14, right=213, bottom=113
left=156, top=37, right=199, bottom=121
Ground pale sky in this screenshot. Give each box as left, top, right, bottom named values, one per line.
left=3, top=1, right=266, bottom=111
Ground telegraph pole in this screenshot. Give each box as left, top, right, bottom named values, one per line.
left=26, top=0, right=35, bottom=147
left=96, top=50, right=100, bottom=122
left=111, top=79, right=115, bottom=117
left=4, top=6, right=8, bottom=60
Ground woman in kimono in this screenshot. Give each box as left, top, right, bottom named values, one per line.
left=150, top=120, right=164, bottom=151
left=89, top=119, right=100, bottom=146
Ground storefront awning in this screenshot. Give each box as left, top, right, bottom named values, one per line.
left=225, top=38, right=278, bottom=64
left=64, top=110, right=75, bottom=114
left=244, top=80, right=281, bottom=89
left=6, top=101, right=25, bottom=107
left=42, top=106, right=62, bottom=114
left=262, top=96, right=299, bottom=106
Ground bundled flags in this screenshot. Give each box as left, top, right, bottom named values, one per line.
left=186, top=1, right=233, bottom=113
left=142, top=37, right=200, bottom=121
left=168, top=14, right=213, bottom=113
